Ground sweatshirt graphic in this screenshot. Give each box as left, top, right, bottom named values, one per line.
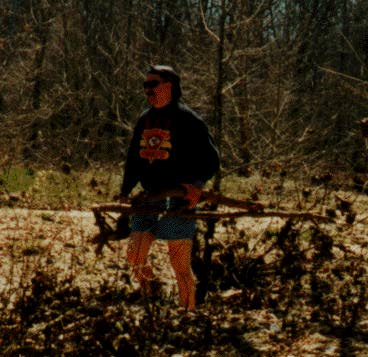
left=140, top=128, right=172, bottom=163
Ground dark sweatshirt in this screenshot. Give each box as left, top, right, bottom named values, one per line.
left=121, top=101, right=220, bottom=196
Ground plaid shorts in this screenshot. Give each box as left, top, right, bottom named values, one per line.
left=130, top=198, right=196, bottom=240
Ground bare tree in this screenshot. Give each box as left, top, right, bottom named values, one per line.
left=0, top=0, right=366, bottom=176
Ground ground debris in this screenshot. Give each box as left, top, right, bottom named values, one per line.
left=0, top=202, right=367, bottom=355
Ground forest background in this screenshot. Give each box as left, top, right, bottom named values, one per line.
left=1, top=1, right=368, bottom=355
left=0, top=0, right=367, bottom=187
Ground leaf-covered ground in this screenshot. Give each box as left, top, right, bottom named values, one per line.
left=0, top=190, right=368, bottom=356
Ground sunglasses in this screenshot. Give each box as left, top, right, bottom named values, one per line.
left=143, top=80, right=165, bottom=89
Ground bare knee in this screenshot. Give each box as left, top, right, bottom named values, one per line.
left=170, top=259, right=190, bottom=278
left=126, top=232, right=154, bottom=266
left=170, top=253, right=193, bottom=279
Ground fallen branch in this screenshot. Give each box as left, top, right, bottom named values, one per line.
left=91, top=202, right=330, bottom=222
left=90, top=189, right=332, bottom=255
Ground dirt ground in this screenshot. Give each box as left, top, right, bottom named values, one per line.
left=0, top=195, right=368, bottom=356
left=0, top=208, right=153, bottom=297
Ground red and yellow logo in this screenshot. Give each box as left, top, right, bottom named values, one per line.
left=140, top=129, right=171, bottom=163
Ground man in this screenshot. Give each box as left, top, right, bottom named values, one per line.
left=120, top=65, right=219, bottom=310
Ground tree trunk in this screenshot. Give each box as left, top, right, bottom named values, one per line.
left=196, top=0, right=227, bottom=305
left=121, top=0, right=133, bottom=125
left=213, top=0, right=226, bottom=192
left=32, top=17, right=49, bottom=110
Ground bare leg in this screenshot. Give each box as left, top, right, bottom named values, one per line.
left=126, top=231, right=155, bottom=295
left=168, top=239, right=196, bottom=310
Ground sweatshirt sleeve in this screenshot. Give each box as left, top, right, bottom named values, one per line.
left=194, top=120, right=220, bottom=183
left=120, top=120, right=143, bottom=196
left=181, top=110, right=220, bottom=185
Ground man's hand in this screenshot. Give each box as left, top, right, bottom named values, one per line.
left=118, top=195, right=131, bottom=204
left=182, top=183, right=202, bottom=209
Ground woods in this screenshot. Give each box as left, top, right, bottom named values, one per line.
left=1, top=2, right=368, bottom=355
left=0, top=0, right=367, bottom=176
